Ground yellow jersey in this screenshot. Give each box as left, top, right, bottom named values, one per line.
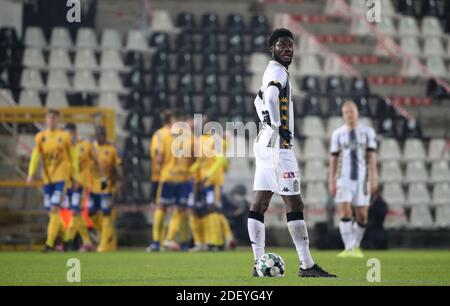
left=91, top=142, right=121, bottom=194
left=159, top=129, right=192, bottom=183
left=197, top=134, right=227, bottom=187
left=29, top=129, right=74, bottom=184
left=75, top=139, right=95, bottom=189
left=150, top=126, right=170, bottom=182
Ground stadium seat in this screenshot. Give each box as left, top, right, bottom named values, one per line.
left=227, top=33, right=245, bottom=54
left=125, top=50, right=144, bottom=69
left=359, top=117, right=374, bottom=129
left=228, top=94, right=246, bottom=118
left=293, top=139, right=302, bottom=160
left=299, top=55, right=322, bottom=75
left=398, top=16, right=420, bottom=36
left=226, top=13, right=245, bottom=34
left=403, top=139, right=426, bottom=161
left=24, top=27, right=47, bottom=48
left=400, top=37, right=422, bottom=56
left=428, top=139, right=449, bottom=161
left=303, top=160, right=327, bottom=182
left=301, top=75, right=321, bottom=96
left=176, top=31, right=195, bottom=53
left=149, top=32, right=170, bottom=51
left=176, top=12, right=196, bottom=31
left=101, top=51, right=126, bottom=72
left=409, top=206, right=434, bottom=229
left=355, top=97, right=372, bottom=117
left=99, top=71, right=126, bottom=93
left=426, top=56, right=447, bottom=77
left=304, top=182, right=328, bottom=207
left=382, top=183, right=406, bottom=206
left=151, top=10, right=176, bottom=32
left=384, top=205, right=408, bottom=229
left=101, top=29, right=122, bottom=50
left=404, top=161, right=429, bottom=183
left=435, top=206, right=450, bottom=228
left=380, top=160, right=403, bottom=183
left=201, top=53, right=220, bottom=74
left=50, top=27, right=73, bottom=49
left=378, top=138, right=402, bottom=161
left=227, top=74, right=246, bottom=95
left=421, top=0, right=440, bottom=17
left=302, top=138, right=327, bottom=161
left=69, top=91, right=95, bottom=106
left=176, top=52, right=195, bottom=73
left=74, top=49, right=98, bottom=70
left=201, top=12, right=220, bottom=33
left=151, top=51, right=170, bottom=73
left=398, top=0, right=418, bottom=17
left=350, top=77, right=370, bottom=98
left=73, top=70, right=98, bottom=92
left=46, top=69, right=71, bottom=91
left=376, top=17, right=397, bottom=36
left=177, top=72, right=196, bottom=94
left=326, top=76, right=346, bottom=97
left=203, top=73, right=220, bottom=95
left=431, top=183, right=450, bottom=206
left=49, top=48, right=72, bottom=69
left=400, top=58, right=423, bottom=77
left=326, top=117, right=344, bottom=138
left=227, top=54, right=245, bottom=74
left=300, top=116, right=326, bottom=138
left=297, top=36, right=321, bottom=55
left=201, top=33, right=221, bottom=53
left=45, top=90, right=68, bottom=108
left=250, top=14, right=269, bottom=34
left=302, top=95, right=323, bottom=117
left=76, top=28, right=98, bottom=49
left=98, top=92, right=125, bottom=114
left=20, top=68, right=45, bottom=90
left=407, top=183, right=431, bottom=206
left=150, top=72, right=170, bottom=93
left=423, top=37, right=445, bottom=57
left=249, top=54, right=269, bottom=74
left=350, top=17, right=371, bottom=36
left=125, top=30, right=148, bottom=51
left=18, top=89, right=42, bottom=106
left=422, top=16, right=443, bottom=37
left=22, top=48, right=46, bottom=68
left=430, top=160, right=450, bottom=183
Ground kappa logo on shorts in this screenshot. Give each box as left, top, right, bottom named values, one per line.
left=282, top=187, right=290, bottom=193
left=282, top=171, right=299, bottom=179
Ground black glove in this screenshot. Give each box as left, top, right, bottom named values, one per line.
left=101, top=178, right=108, bottom=190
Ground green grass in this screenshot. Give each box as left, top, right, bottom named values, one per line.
left=0, top=249, right=449, bottom=286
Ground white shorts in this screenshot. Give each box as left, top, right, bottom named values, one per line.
left=253, top=133, right=301, bottom=196
left=335, top=178, right=370, bottom=207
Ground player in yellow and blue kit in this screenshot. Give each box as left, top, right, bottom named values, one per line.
left=26, top=109, right=78, bottom=252
left=89, top=126, right=121, bottom=252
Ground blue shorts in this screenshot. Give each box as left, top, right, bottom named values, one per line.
left=157, top=182, right=190, bottom=206
left=43, top=181, right=65, bottom=210
left=150, top=181, right=159, bottom=202
left=188, top=185, right=222, bottom=211
left=65, top=187, right=83, bottom=212
left=88, top=193, right=113, bottom=215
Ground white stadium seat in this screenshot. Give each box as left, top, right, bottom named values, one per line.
left=435, top=206, right=450, bottom=228
left=407, top=183, right=431, bottom=206
left=431, top=183, right=450, bottom=206
left=101, top=50, right=126, bottom=71
left=398, top=16, right=420, bottom=37
left=422, top=16, right=443, bottom=37
left=350, top=17, right=372, bottom=36
left=430, top=160, right=450, bottom=183
left=400, top=37, right=422, bottom=56
left=249, top=54, right=269, bottom=74
left=378, top=138, right=402, bottom=161
left=403, top=139, right=426, bottom=161
left=423, top=37, right=445, bottom=57
left=76, top=28, right=98, bottom=49
left=50, top=27, right=73, bottom=49
left=428, top=139, right=449, bottom=161
left=101, top=29, right=122, bottom=50
left=98, top=92, right=126, bottom=115
left=46, top=70, right=71, bottom=91
left=409, top=206, right=434, bottom=229
left=326, top=117, right=344, bottom=138
left=299, top=55, right=322, bottom=76
left=19, top=89, right=42, bottom=107
left=45, top=90, right=68, bottom=108
left=74, top=49, right=98, bottom=70
left=376, top=17, right=397, bottom=36
left=20, top=69, right=45, bottom=90
left=125, top=30, right=148, bottom=51
left=73, top=70, right=98, bottom=92
left=304, top=182, right=328, bottom=207
left=303, top=160, right=327, bottom=183
left=382, top=183, right=406, bottom=206
left=401, top=58, right=423, bottom=77
left=384, top=206, right=408, bottom=229
left=23, top=48, right=46, bottom=68
left=151, top=10, right=176, bottom=32
left=404, top=161, right=428, bottom=183
left=49, top=48, right=72, bottom=69
left=426, top=57, right=447, bottom=77
left=24, top=27, right=47, bottom=48
left=302, top=138, right=327, bottom=161
left=300, top=116, right=326, bottom=138
left=99, top=71, right=126, bottom=93
left=380, top=160, right=403, bottom=183
left=297, top=36, right=321, bottom=55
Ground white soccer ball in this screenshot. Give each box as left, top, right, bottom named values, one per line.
left=256, top=253, right=285, bottom=277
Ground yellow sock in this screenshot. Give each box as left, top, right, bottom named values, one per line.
left=220, top=214, right=234, bottom=241
left=91, top=212, right=102, bottom=234
left=179, top=212, right=189, bottom=243
left=209, top=212, right=224, bottom=246
left=46, top=212, right=61, bottom=247
left=189, top=214, right=204, bottom=245
left=65, top=217, right=77, bottom=242
left=152, top=208, right=166, bottom=242
left=73, top=215, right=92, bottom=246
left=107, top=208, right=117, bottom=251
left=166, top=209, right=183, bottom=241
left=98, top=215, right=113, bottom=252
left=203, top=214, right=211, bottom=245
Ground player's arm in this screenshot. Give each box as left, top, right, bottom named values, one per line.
left=367, top=128, right=378, bottom=194
left=27, top=147, right=40, bottom=185
left=91, top=142, right=108, bottom=189
left=263, top=68, right=288, bottom=137
left=328, top=131, right=340, bottom=197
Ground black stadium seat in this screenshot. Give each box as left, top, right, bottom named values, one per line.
left=175, top=31, right=195, bottom=53
left=302, top=95, right=323, bottom=117
left=397, top=0, right=417, bottom=17
left=226, top=54, right=245, bottom=74
left=176, top=52, right=195, bottom=73
left=201, top=53, right=220, bottom=73
left=227, top=74, right=246, bottom=94
left=149, top=32, right=170, bottom=51
left=226, top=13, right=245, bottom=34
left=326, top=76, right=346, bottom=97
left=250, top=14, right=270, bottom=34
left=175, top=94, right=194, bottom=114
left=227, top=33, right=245, bottom=54
left=378, top=116, right=398, bottom=138
left=350, top=77, right=370, bottom=98
left=400, top=118, right=423, bottom=139
left=150, top=72, right=170, bottom=93
left=201, top=33, right=221, bottom=53
left=201, top=12, right=220, bottom=32
left=203, top=73, right=221, bottom=95
left=301, top=76, right=321, bottom=96
left=420, top=0, right=440, bottom=18
left=151, top=51, right=170, bottom=73
left=177, top=72, right=196, bottom=94
left=251, top=33, right=267, bottom=53
left=176, top=12, right=196, bottom=31
left=203, top=94, right=221, bottom=115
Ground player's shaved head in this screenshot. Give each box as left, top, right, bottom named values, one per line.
left=342, top=100, right=359, bottom=128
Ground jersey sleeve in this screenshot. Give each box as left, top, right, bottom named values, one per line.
left=367, top=127, right=377, bottom=151
left=262, top=66, right=288, bottom=91
left=28, top=133, right=42, bottom=177
left=330, top=129, right=340, bottom=156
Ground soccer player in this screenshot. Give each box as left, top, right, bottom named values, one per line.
left=26, top=109, right=79, bottom=252
left=149, top=110, right=192, bottom=252
left=89, top=126, right=121, bottom=252
left=249, top=28, right=336, bottom=277
left=328, top=100, right=378, bottom=258
left=63, top=123, right=94, bottom=251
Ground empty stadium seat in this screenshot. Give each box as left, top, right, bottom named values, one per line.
left=19, top=89, right=42, bottom=106
left=100, top=50, right=126, bottom=71
left=24, top=27, right=47, bottom=48
left=50, top=27, right=73, bottom=49
left=400, top=58, right=422, bottom=77
left=22, top=48, right=46, bottom=68
left=398, top=16, right=420, bottom=36
left=303, top=160, right=327, bottom=182
left=407, top=183, right=431, bottom=206
left=201, top=33, right=221, bottom=53
left=227, top=54, right=245, bottom=74
left=46, top=69, right=71, bottom=90
left=380, top=160, right=403, bottom=183
left=378, top=117, right=397, bottom=138
left=125, top=30, right=148, bottom=51
left=151, top=51, right=170, bottom=73
left=73, top=70, right=98, bottom=92
left=45, top=90, right=68, bottom=108
left=76, top=28, right=98, bottom=49
left=101, top=29, right=122, bottom=50
left=378, top=138, right=402, bottom=161
left=201, top=12, right=220, bottom=33
left=400, top=37, right=421, bottom=56
left=326, top=117, right=344, bottom=138
left=74, top=49, right=98, bottom=70
left=405, top=161, right=429, bottom=183
left=382, top=183, right=406, bottom=206
left=250, top=14, right=269, bottom=34
left=384, top=205, right=408, bottom=229
left=304, top=182, right=328, bottom=207
left=20, top=69, right=45, bottom=90
left=98, top=92, right=125, bottom=114
left=302, top=95, right=323, bottom=117
left=177, top=72, right=196, bottom=94
left=428, top=139, right=449, bottom=161
left=203, top=73, right=220, bottom=95
left=249, top=53, right=269, bottom=74
left=300, top=116, right=326, bottom=138
left=99, top=71, right=126, bottom=93
left=49, top=48, right=72, bottom=69
left=376, top=17, right=397, bottom=36
left=435, top=206, right=450, bottom=228
left=151, top=10, right=176, bottom=32
left=422, top=16, right=443, bottom=37
left=302, top=138, right=327, bottom=161
left=176, top=12, right=196, bottom=31
left=297, top=36, right=321, bottom=55
left=227, top=33, right=245, bottom=53
left=350, top=17, right=371, bottom=36
left=398, top=0, right=417, bottom=17
left=430, top=160, right=450, bottom=183
left=202, top=53, right=220, bottom=74
left=150, top=32, right=170, bottom=51
left=423, top=37, right=445, bottom=57
left=431, top=183, right=450, bottom=206
left=226, top=13, right=245, bottom=34
left=403, top=139, right=426, bottom=161
left=299, top=55, right=322, bottom=75
left=301, top=75, right=321, bottom=96
left=409, top=206, right=434, bottom=229
left=426, top=56, right=447, bottom=77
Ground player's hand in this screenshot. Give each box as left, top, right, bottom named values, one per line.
left=26, top=176, right=34, bottom=186
left=328, top=179, right=336, bottom=197
left=101, top=177, right=108, bottom=190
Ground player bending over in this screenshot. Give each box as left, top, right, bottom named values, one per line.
left=249, top=28, right=336, bottom=277
left=328, top=101, right=378, bottom=258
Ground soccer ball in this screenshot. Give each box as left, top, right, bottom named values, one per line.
left=255, top=253, right=285, bottom=277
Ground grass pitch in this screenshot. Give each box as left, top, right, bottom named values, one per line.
left=0, top=249, right=449, bottom=286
